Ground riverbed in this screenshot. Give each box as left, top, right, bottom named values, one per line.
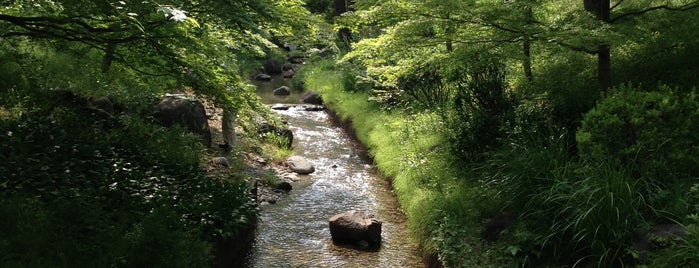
left=245, top=77, right=422, bottom=267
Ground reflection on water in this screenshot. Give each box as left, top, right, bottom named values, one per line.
left=245, top=105, right=422, bottom=267
left=252, top=74, right=304, bottom=104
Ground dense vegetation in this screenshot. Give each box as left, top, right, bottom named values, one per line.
left=301, top=0, right=699, bottom=267
left=3, top=0, right=699, bottom=267
left=0, top=0, right=325, bottom=266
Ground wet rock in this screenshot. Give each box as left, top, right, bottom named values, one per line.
left=329, top=210, right=382, bottom=246
left=303, top=105, right=326, bottom=112
left=275, top=181, right=292, bottom=192
left=288, top=56, right=305, bottom=64
left=282, top=63, right=296, bottom=71
left=300, top=90, right=323, bottom=105
left=153, top=94, right=212, bottom=147
left=282, top=69, right=295, bottom=78
left=271, top=104, right=291, bottom=110
left=264, top=59, right=283, bottom=74
left=281, top=172, right=300, bottom=182
left=286, top=156, right=315, bottom=174
left=273, top=86, right=291, bottom=96
left=254, top=73, right=272, bottom=81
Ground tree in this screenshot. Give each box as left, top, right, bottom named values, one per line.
left=582, top=0, right=699, bottom=91
left=0, top=0, right=315, bottom=105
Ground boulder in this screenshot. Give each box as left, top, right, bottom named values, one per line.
left=288, top=56, right=305, bottom=64
left=282, top=69, right=295, bottom=78
left=153, top=94, right=211, bottom=147
left=275, top=181, right=292, bottom=192
left=254, top=73, right=272, bottom=81
left=285, top=156, right=315, bottom=174
left=273, top=86, right=291, bottom=96
left=300, top=90, right=323, bottom=105
left=264, top=59, right=283, bottom=74
left=329, top=211, right=382, bottom=246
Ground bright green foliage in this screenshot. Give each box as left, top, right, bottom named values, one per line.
left=0, top=0, right=321, bottom=266
left=314, top=1, right=699, bottom=267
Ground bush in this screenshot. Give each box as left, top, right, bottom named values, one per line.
left=576, top=84, right=699, bottom=186
left=445, top=63, right=512, bottom=162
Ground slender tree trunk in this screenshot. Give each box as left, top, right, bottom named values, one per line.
left=598, top=44, right=611, bottom=91
left=523, top=38, right=533, bottom=82
left=445, top=13, right=453, bottom=53
left=522, top=6, right=534, bottom=82
left=584, top=0, right=612, bottom=92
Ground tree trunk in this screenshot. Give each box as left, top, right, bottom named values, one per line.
left=584, top=0, right=612, bottom=92
left=522, top=6, right=534, bottom=82
left=598, top=44, right=611, bottom=92
left=334, top=0, right=352, bottom=46
left=523, top=38, right=533, bottom=82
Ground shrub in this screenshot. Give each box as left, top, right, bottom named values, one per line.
left=445, top=63, right=512, bottom=162
left=576, top=84, right=699, bottom=186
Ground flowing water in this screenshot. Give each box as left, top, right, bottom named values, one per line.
left=246, top=76, right=423, bottom=267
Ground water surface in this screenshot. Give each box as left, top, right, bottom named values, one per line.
left=245, top=105, right=422, bottom=267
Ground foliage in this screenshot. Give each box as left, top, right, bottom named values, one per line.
left=0, top=105, right=256, bottom=266
left=304, top=60, right=510, bottom=267
left=647, top=219, right=699, bottom=268
left=577, top=84, right=699, bottom=186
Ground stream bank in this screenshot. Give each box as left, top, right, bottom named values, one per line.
left=243, top=74, right=422, bottom=267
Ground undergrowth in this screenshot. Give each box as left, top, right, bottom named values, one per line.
left=0, top=106, right=257, bottom=267
left=304, top=59, right=699, bottom=267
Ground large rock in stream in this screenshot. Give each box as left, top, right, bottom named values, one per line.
left=285, top=155, right=315, bottom=174
left=329, top=211, right=382, bottom=248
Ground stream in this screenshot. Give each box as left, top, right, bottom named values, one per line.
left=245, top=76, right=422, bottom=267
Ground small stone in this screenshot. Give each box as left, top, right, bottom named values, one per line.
left=210, top=157, right=230, bottom=167
left=271, top=104, right=291, bottom=110
left=254, top=73, right=272, bottom=81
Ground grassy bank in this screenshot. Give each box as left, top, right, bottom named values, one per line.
left=303, top=60, right=504, bottom=266
left=303, top=58, right=699, bottom=267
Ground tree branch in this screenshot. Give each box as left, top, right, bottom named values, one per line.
left=611, top=2, right=699, bottom=23
left=610, top=0, right=625, bottom=11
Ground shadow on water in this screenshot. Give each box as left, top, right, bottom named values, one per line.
left=244, top=75, right=422, bottom=267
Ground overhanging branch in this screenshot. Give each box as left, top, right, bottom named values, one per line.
left=611, top=2, right=699, bottom=23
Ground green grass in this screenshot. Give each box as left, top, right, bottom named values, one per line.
left=304, top=60, right=508, bottom=266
